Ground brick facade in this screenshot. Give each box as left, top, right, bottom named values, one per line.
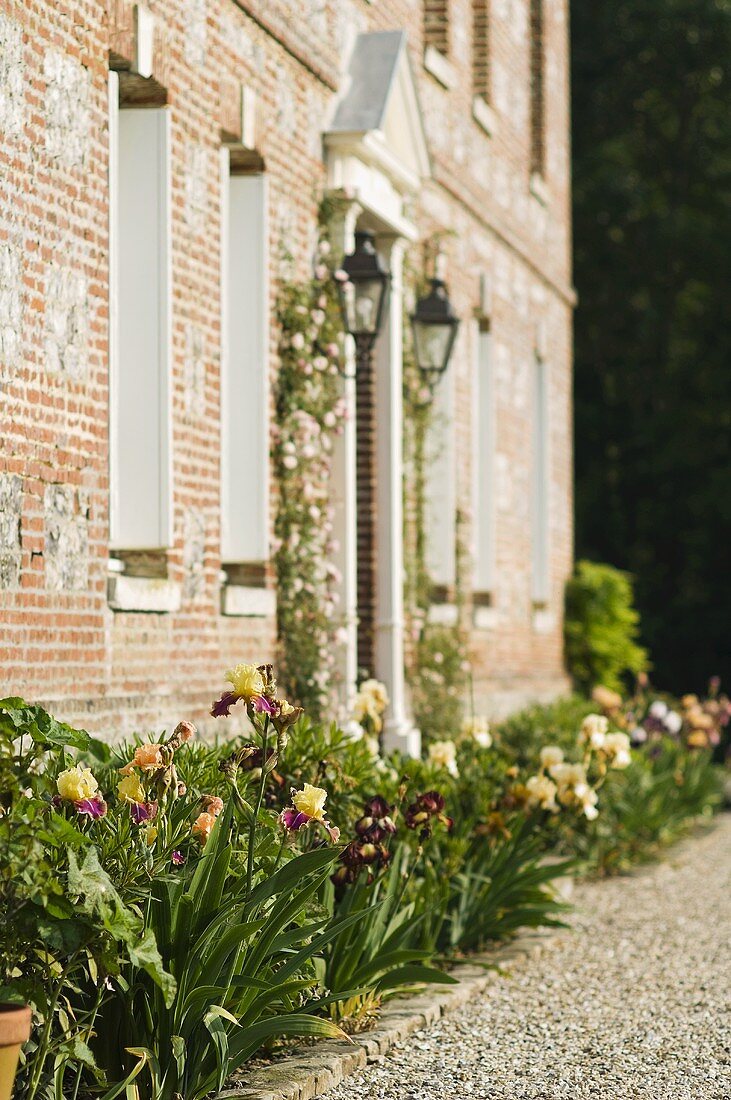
left=0, top=0, right=573, bottom=735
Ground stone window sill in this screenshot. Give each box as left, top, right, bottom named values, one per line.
left=108, top=570, right=181, bottom=613
left=427, top=601, right=458, bottom=627
left=221, top=584, right=276, bottom=618
left=472, top=96, right=497, bottom=137
left=531, top=604, right=555, bottom=634
left=423, top=46, right=456, bottom=90
left=473, top=604, right=498, bottom=631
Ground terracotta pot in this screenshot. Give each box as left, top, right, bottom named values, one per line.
left=0, top=1004, right=31, bottom=1100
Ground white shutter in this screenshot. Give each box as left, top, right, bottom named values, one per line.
left=425, top=368, right=456, bottom=589
left=108, top=73, right=119, bottom=546
left=474, top=327, right=495, bottom=593
left=111, top=107, right=172, bottom=550
left=531, top=356, right=550, bottom=603
left=220, top=168, right=269, bottom=563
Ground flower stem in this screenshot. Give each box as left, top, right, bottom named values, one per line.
left=245, top=716, right=270, bottom=896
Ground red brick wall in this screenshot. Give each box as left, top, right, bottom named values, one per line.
left=0, top=0, right=573, bottom=734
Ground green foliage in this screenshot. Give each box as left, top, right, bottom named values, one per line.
left=95, top=806, right=347, bottom=1100
left=273, top=208, right=347, bottom=717
left=496, top=695, right=596, bottom=766
left=410, top=624, right=468, bottom=745
left=571, top=0, right=731, bottom=690
left=3, top=684, right=721, bottom=1099
left=442, top=822, right=572, bottom=954
left=564, top=742, right=722, bottom=875
left=323, top=847, right=456, bottom=1026
left=565, top=560, right=649, bottom=693
left=402, top=257, right=470, bottom=743
left=0, top=699, right=172, bottom=1100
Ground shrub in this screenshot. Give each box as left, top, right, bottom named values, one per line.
left=565, top=559, right=649, bottom=693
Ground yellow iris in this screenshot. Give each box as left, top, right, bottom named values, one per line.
left=117, top=773, right=145, bottom=804
left=225, top=663, right=266, bottom=700
left=57, top=766, right=98, bottom=803
left=292, top=783, right=328, bottom=822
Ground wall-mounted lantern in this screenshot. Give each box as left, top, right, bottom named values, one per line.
left=410, top=266, right=460, bottom=396
left=336, top=230, right=389, bottom=353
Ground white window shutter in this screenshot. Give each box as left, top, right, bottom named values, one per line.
left=425, top=369, right=456, bottom=589
left=220, top=170, right=269, bottom=563
left=531, top=356, right=550, bottom=603
left=474, top=327, right=495, bottom=593
left=111, top=107, right=172, bottom=550
left=108, top=72, right=119, bottom=546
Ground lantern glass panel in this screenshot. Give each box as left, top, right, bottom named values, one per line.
left=413, top=320, right=453, bottom=373
left=341, top=277, right=385, bottom=337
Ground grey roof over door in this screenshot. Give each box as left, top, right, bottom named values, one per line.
left=330, top=31, right=407, bottom=133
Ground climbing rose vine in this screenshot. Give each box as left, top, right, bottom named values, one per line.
left=273, top=234, right=348, bottom=717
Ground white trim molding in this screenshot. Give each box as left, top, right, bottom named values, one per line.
left=423, top=45, right=456, bottom=89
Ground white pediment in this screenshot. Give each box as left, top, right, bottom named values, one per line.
left=324, top=31, right=430, bottom=236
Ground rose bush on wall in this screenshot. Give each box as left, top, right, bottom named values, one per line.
left=273, top=215, right=348, bottom=717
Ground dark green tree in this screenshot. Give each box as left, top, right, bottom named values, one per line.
left=571, top=0, right=731, bottom=691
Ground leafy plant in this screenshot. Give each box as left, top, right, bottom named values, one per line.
left=324, top=835, right=456, bottom=1025
left=0, top=699, right=171, bottom=1100
left=93, top=803, right=349, bottom=1100
left=442, top=820, right=573, bottom=953
left=565, top=560, right=649, bottom=693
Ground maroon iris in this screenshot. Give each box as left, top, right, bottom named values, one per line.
left=130, top=800, right=158, bottom=824
left=74, top=797, right=107, bottom=819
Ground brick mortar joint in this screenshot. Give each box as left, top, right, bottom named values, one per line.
left=214, top=925, right=569, bottom=1100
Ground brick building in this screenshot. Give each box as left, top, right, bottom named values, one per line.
left=0, top=0, right=574, bottom=747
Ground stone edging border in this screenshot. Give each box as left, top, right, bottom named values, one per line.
left=216, top=922, right=569, bottom=1100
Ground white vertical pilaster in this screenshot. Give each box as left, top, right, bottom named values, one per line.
left=375, top=235, right=420, bottom=757
left=328, top=201, right=361, bottom=715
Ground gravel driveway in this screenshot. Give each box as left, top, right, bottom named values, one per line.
left=323, top=816, right=731, bottom=1100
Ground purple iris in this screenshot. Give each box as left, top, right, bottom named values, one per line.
left=211, top=691, right=277, bottom=718
left=210, top=690, right=239, bottom=718
left=75, top=797, right=107, bottom=819
left=280, top=807, right=311, bottom=831
left=252, top=696, right=277, bottom=715
left=171, top=850, right=185, bottom=866
left=130, top=800, right=157, bottom=824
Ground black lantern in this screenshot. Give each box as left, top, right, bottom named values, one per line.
left=410, top=276, right=460, bottom=392
left=337, top=231, right=389, bottom=346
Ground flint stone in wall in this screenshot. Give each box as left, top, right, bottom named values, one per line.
left=183, top=509, right=206, bottom=600
left=44, top=51, right=90, bottom=168
left=183, top=0, right=207, bottom=65
left=334, top=1, right=364, bottom=67
left=307, top=0, right=328, bottom=36
left=0, top=474, right=22, bottom=589
left=0, top=14, right=24, bottom=137
left=275, top=65, right=297, bottom=139
left=183, top=324, right=205, bottom=417
left=44, top=263, right=88, bottom=379
left=184, top=144, right=208, bottom=234
left=218, top=11, right=263, bottom=70
left=44, top=484, right=89, bottom=591
left=0, top=240, right=22, bottom=371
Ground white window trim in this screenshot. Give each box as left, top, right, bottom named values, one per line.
left=531, top=354, right=550, bottom=605
left=109, top=102, right=172, bottom=551
left=108, top=71, right=119, bottom=546
left=425, top=364, right=457, bottom=591
left=473, top=322, right=496, bottom=597
left=219, top=151, right=270, bottom=566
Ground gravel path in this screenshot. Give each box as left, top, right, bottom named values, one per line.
left=323, top=816, right=731, bottom=1100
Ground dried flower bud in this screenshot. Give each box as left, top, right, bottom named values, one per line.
left=174, top=721, right=197, bottom=743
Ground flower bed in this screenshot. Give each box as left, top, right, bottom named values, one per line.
left=1, top=668, right=723, bottom=1100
